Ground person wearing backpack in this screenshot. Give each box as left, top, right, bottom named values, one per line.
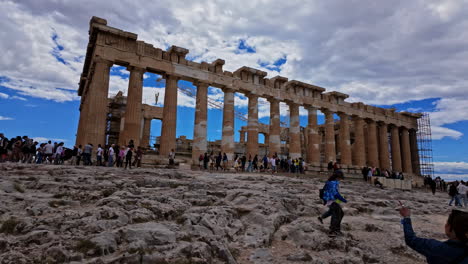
left=317, top=170, right=347, bottom=237
left=399, top=207, right=468, bottom=264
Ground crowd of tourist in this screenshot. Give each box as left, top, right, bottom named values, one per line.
left=0, top=133, right=143, bottom=169
left=197, top=151, right=307, bottom=174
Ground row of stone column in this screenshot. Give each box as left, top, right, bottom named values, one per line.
left=77, top=59, right=418, bottom=174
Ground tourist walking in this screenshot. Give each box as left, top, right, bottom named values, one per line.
left=83, top=143, right=93, bottom=165
left=125, top=147, right=133, bottom=169
left=76, top=145, right=82, bottom=165
left=96, top=144, right=103, bottom=166
left=222, top=153, right=228, bottom=171
left=457, top=181, right=467, bottom=207
left=398, top=206, right=468, bottom=263
left=168, top=149, right=175, bottom=166
left=449, top=183, right=461, bottom=207
left=108, top=144, right=115, bottom=167
left=317, top=170, right=347, bottom=237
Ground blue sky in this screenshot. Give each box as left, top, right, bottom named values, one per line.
left=1, top=0, right=468, bottom=180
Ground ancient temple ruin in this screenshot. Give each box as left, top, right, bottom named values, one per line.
left=76, top=17, right=422, bottom=181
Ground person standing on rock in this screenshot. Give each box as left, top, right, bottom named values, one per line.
left=108, top=144, right=115, bottom=167
left=76, top=145, right=82, bottom=165
left=398, top=206, right=468, bottom=263
left=168, top=149, right=175, bottom=166
left=125, top=147, right=133, bottom=169
left=222, top=153, right=228, bottom=171
left=449, top=183, right=461, bottom=207
left=317, top=170, right=347, bottom=237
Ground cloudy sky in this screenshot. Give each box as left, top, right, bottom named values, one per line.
left=1, top=0, right=467, bottom=180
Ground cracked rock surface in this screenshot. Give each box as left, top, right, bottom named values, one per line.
left=0, top=164, right=449, bottom=263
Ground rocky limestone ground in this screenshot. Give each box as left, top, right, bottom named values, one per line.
left=0, top=163, right=451, bottom=264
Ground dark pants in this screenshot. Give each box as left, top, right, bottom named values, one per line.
left=321, top=202, right=344, bottom=232
left=125, top=157, right=132, bottom=169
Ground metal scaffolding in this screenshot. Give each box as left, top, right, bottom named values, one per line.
left=417, top=113, right=434, bottom=178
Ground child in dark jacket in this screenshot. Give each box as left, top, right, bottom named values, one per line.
left=399, top=207, right=468, bottom=264
left=318, top=170, right=347, bottom=237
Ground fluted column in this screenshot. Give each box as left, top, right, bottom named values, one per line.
left=192, top=81, right=209, bottom=164
left=120, top=66, right=145, bottom=147
left=221, top=88, right=235, bottom=161
left=401, top=127, right=413, bottom=173
left=391, top=125, right=402, bottom=172
left=409, top=129, right=420, bottom=175
left=141, top=118, right=151, bottom=148
left=323, top=109, right=336, bottom=163
left=83, top=57, right=112, bottom=149
left=288, top=102, right=301, bottom=159
left=268, top=98, right=281, bottom=156
left=159, top=75, right=179, bottom=156
left=76, top=95, right=90, bottom=146
left=338, top=112, right=351, bottom=165
left=353, top=116, right=366, bottom=167
left=366, top=119, right=379, bottom=167
left=246, top=94, right=259, bottom=156
left=378, top=122, right=391, bottom=170
left=307, top=106, right=320, bottom=164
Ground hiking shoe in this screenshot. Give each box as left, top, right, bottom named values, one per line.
left=328, top=231, right=337, bottom=237
left=317, top=216, right=323, bottom=224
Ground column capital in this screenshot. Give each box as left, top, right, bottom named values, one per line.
left=376, top=120, right=387, bottom=125
left=126, top=65, right=146, bottom=73
left=94, top=56, right=113, bottom=67
left=337, top=111, right=348, bottom=118
left=304, top=105, right=319, bottom=111
left=365, top=118, right=376, bottom=124
left=193, top=80, right=211, bottom=87
left=245, top=92, right=259, bottom=100
left=321, top=108, right=334, bottom=114
left=222, top=87, right=235, bottom=94
left=163, top=74, right=180, bottom=82
left=266, top=96, right=280, bottom=103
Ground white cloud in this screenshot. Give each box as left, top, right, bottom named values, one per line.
left=0, top=116, right=14, bottom=120
left=435, top=174, right=468, bottom=181
left=1, top=0, right=468, bottom=147
left=434, top=162, right=468, bottom=181
left=434, top=161, right=468, bottom=173
left=32, top=137, right=67, bottom=143
left=431, top=126, right=463, bottom=140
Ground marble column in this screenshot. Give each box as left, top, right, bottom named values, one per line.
left=338, top=112, right=351, bottom=165
left=159, top=75, right=179, bottom=156
left=323, top=109, right=336, bottom=163
left=378, top=122, right=391, bottom=170
left=76, top=95, right=90, bottom=146
left=239, top=130, right=245, bottom=143
left=141, top=118, right=151, bottom=148
left=83, top=57, right=112, bottom=149
left=307, top=106, right=320, bottom=164
left=367, top=119, right=379, bottom=168
left=246, top=94, right=259, bottom=157
left=391, top=125, right=402, bottom=172
left=401, top=127, right=413, bottom=174
left=268, top=98, right=281, bottom=156
left=288, top=102, right=301, bottom=159
left=120, top=66, right=145, bottom=147
left=353, top=116, right=366, bottom=167
left=221, top=88, right=235, bottom=161
left=192, top=81, right=209, bottom=164
left=409, top=129, right=420, bottom=175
